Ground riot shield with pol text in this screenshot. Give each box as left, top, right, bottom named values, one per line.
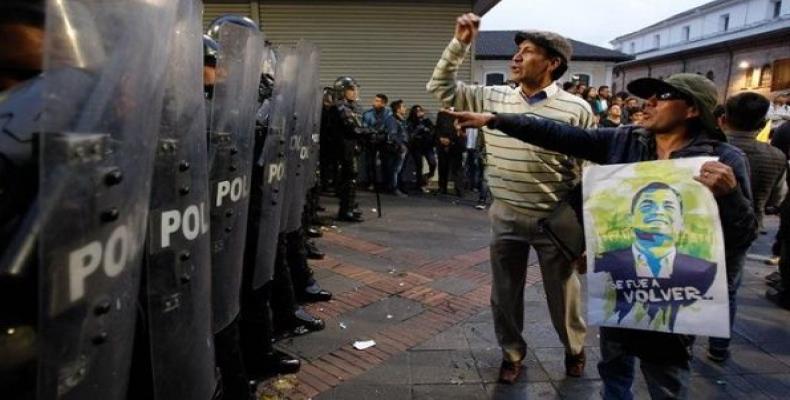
left=246, top=43, right=289, bottom=290
left=143, top=0, right=216, bottom=399
left=283, top=42, right=321, bottom=234
left=37, top=1, right=177, bottom=399
left=206, top=17, right=264, bottom=333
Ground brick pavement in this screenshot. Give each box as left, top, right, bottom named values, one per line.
left=257, top=192, right=790, bottom=400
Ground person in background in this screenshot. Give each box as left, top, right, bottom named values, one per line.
left=406, top=105, right=436, bottom=193
left=768, top=93, right=789, bottom=130
left=464, top=126, right=483, bottom=196
left=600, top=104, right=623, bottom=128
left=593, top=85, right=611, bottom=116
left=713, top=91, right=786, bottom=362
left=563, top=81, right=578, bottom=95
left=359, top=93, right=392, bottom=190
left=582, top=86, right=598, bottom=108
left=626, top=107, right=644, bottom=125
left=387, top=99, right=409, bottom=197
left=577, top=83, right=588, bottom=98
left=435, top=112, right=465, bottom=196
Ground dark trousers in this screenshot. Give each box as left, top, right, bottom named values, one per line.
left=240, top=281, right=275, bottom=378
left=465, top=149, right=483, bottom=191
left=598, top=331, right=691, bottom=399
left=320, top=145, right=340, bottom=191
left=337, top=141, right=358, bottom=215
left=412, top=146, right=436, bottom=187
left=437, top=147, right=463, bottom=194
left=708, top=252, right=746, bottom=351
left=271, top=234, right=298, bottom=329
left=214, top=318, right=249, bottom=400
left=286, top=228, right=315, bottom=291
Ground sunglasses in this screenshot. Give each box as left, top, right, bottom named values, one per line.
left=654, top=90, right=689, bottom=102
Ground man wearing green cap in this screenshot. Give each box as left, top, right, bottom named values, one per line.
left=445, top=73, right=757, bottom=399
left=427, top=14, right=593, bottom=382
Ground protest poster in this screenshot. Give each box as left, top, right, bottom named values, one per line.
left=583, top=157, right=729, bottom=338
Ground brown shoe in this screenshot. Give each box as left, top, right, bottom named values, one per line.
left=498, top=360, right=523, bottom=384
left=565, top=350, right=586, bottom=377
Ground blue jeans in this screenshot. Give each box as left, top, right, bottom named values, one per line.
left=598, top=334, right=691, bottom=399
left=385, top=148, right=407, bottom=190
left=708, top=251, right=746, bottom=351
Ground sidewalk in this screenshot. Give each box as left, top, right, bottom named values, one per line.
left=260, top=191, right=790, bottom=399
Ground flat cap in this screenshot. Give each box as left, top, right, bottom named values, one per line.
left=514, top=31, right=573, bottom=62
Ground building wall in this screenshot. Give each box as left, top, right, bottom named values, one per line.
left=614, top=39, right=790, bottom=101
left=204, top=0, right=473, bottom=114
left=474, top=59, right=617, bottom=88
left=613, top=0, right=790, bottom=56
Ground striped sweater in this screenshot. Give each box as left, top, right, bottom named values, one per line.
left=427, top=38, right=594, bottom=216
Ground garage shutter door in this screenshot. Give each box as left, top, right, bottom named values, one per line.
left=258, top=0, right=473, bottom=114
left=203, top=1, right=252, bottom=28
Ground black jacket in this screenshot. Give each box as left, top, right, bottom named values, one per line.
left=490, top=114, right=757, bottom=363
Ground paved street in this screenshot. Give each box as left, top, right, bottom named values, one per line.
left=260, top=191, right=790, bottom=400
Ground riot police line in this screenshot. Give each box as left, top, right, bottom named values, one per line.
left=0, top=1, right=334, bottom=399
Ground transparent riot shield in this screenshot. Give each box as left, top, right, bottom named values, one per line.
left=143, top=1, right=215, bottom=399
left=207, top=22, right=264, bottom=333
left=281, top=42, right=317, bottom=234
left=247, top=44, right=299, bottom=289
left=303, top=45, right=322, bottom=194
left=37, top=1, right=178, bottom=399
left=274, top=47, right=301, bottom=234
left=281, top=45, right=313, bottom=232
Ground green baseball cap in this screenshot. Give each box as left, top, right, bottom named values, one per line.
left=627, top=73, right=724, bottom=140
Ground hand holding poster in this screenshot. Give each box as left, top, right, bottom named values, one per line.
left=583, top=157, right=729, bottom=338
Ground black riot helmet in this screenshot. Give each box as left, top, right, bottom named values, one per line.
left=333, top=76, right=358, bottom=92
left=203, top=34, right=219, bottom=67
left=333, top=76, right=359, bottom=101
left=206, top=15, right=259, bottom=40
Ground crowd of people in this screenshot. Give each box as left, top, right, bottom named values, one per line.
left=319, top=91, right=491, bottom=214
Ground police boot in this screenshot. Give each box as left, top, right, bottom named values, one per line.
left=276, top=308, right=325, bottom=340
left=299, top=281, right=332, bottom=303
left=305, top=240, right=325, bottom=260
left=337, top=211, right=363, bottom=222
left=306, top=226, right=323, bottom=238
left=258, top=350, right=301, bottom=378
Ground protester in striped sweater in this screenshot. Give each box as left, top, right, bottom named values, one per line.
left=427, top=13, right=594, bottom=383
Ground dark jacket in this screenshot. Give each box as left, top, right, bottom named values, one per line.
left=407, top=117, right=435, bottom=150
left=727, top=131, right=787, bottom=227
left=435, top=112, right=465, bottom=153
left=490, top=114, right=757, bottom=363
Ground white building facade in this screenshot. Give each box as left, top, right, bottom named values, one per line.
left=610, top=0, right=790, bottom=100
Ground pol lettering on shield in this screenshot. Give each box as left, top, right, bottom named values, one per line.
left=159, top=202, right=210, bottom=248
left=67, top=224, right=131, bottom=302
left=215, top=175, right=250, bottom=206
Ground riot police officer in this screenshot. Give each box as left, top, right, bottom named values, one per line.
left=328, top=76, right=366, bottom=222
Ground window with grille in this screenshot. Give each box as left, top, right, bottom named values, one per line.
left=771, top=58, right=790, bottom=91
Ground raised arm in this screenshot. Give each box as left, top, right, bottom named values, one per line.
left=425, top=13, right=485, bottom=112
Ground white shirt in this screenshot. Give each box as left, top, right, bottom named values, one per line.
left=465, top=128, right=478, bottom=149
left=632, top=244, right=676, bottom=278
